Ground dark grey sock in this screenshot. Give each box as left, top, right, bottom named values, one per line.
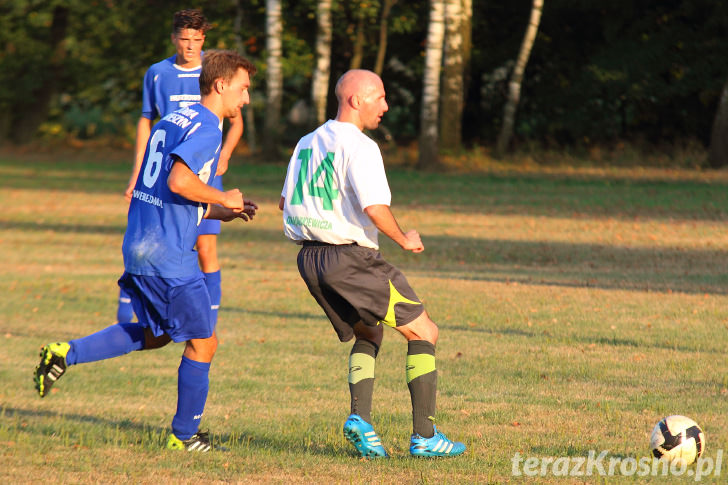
left=406, top=340, right=437, bottom=438
left=348, top=339, right=379, bottom=423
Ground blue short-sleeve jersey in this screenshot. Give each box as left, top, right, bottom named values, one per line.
left=141, top=55, right=203, bottom=120
left=123, top=104, right=222, bottom=278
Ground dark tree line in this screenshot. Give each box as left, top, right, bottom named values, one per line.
left=1, top=0, right=728, bottom=165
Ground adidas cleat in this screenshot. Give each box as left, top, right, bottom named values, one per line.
left=343, top=414, right=388, bottom=458
left=410, top=426, right=466, bottom=457
left=34, top=342, right=70, bottom=398
left=167, top=431, right=213, bottom=452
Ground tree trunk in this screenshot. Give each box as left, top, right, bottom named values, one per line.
left=233, top=0, right=257, bottom=153
left=708, top=79, right=728, bottom=168
left=495, top=0, right=543, bottom=157
left=462, top=0, right=472, bottom=91
left=418, top=0, right=446, bottom=170
left=350, top=14, right=365, bottom=70
left=12, top=5, right=68, bottom=144
left=439, top=0, right=471, bottom=152
left=374, top=0, right=397, bottom=76
left=264, top=0, right=283, bottom=157
left=311, top=0, right=333, bottom=126
left=233, top=0, right=245, bottom=54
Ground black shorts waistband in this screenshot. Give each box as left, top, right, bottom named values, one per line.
left=301, top=240, right=357, bottom=247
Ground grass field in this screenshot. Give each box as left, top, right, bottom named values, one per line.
left=1, top=150, right=728, bottom=483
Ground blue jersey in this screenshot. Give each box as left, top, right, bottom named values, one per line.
left=141, top=55, right=203, bottom=120
left=123, top=104, right=222, bottom=278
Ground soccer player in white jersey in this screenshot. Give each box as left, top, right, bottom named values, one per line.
left=279, top=69, right=465, bottom=458
left=119, top=9, right=242, bottom=328
left=34, top=50, right=258, bottom=452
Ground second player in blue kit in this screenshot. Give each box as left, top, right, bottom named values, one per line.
left=34, top=50, right=258, bottom=452
left=120, top=9, right=243, bottom=328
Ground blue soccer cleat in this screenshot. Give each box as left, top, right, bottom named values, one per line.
left=342, top=414, right=389, bottom=458
left=410, top=426, right=466, bottom=457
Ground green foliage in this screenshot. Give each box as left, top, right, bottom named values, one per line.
left=0, top=0, right=727, bottom=150
left=470, top=0, right=728, bottom=147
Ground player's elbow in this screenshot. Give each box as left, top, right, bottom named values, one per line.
left=363, top=204, right=386, bottom=218
left=167, top=172, right=185, bottom=195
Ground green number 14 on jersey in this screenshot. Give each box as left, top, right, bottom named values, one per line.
left=291, top=148, right=340, bottom=210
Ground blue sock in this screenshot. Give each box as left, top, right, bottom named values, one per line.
left=204, top=271, right=221, bottom=325
left=66, top=323, right=146, bottom=365
left=171, top=356, right=210, bottom=440
left=117, top=288, right=135, bottom=323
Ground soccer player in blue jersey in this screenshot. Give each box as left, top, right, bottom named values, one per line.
left=119, top=9, right=243, bottom=328
left=34, top=50, right=258, bottom=452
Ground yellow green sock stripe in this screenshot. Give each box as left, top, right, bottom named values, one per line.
left=406, top=353, right=436, bottom=383
left=349, top=353, right=376, bottom=384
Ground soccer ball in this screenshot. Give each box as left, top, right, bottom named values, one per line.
left=650, top=415, right=705, bottom=466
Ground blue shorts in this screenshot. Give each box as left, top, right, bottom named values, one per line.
left=199, top=176, right=222, bottom=236
left=118, top=272, right=214, bottom=343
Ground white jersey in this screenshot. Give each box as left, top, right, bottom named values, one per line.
left=281, top=120, right=391, bottom=249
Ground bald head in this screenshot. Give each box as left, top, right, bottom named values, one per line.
left=335, top=70, right=382, bottom=102
left=334, top=69, right=388, bottom=131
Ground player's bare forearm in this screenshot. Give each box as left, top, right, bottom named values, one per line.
left=126, top=117, right=153, bottom=200
left=364, top=204, right=424, bottom=253
left=208, top=199, right=258, bottom=222
left=217, top=112, right=243, bottom=176
left=168, top=160, right=244, bottom=210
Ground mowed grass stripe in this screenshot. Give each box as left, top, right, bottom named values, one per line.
left=1, top=155, right=727, bottom=483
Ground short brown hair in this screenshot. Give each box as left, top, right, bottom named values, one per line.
left=173, top=9, right=211, bottom=34
left=199, top=50, right=257, bottom=95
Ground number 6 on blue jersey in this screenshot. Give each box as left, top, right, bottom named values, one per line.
left=143, top=129, right=166, bottom=188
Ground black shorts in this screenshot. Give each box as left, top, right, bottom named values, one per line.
left=297, top=242, right=424, bottom=342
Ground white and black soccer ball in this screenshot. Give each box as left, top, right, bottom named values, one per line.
left=650, top=415, right=705, bottom=466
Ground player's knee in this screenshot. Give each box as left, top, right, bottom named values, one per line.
left=430, top=321, right=439, bottom=344
left=417, top=317, right=438, bottom=345
left=210, top=332, right=219, bottom=351
left=398, top=312, right=438, bottom=344
left=407, top=312, right=440, bottom=345
left=201, top=333, right=219, bottom=356
left=184, top=336, right=218, bottom=362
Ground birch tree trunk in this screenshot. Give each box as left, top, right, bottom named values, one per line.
left=439, top=0, right=471, bottom=152
left=264, top=0, right=283, bottom=157
left=495, top=0, right=543, bottom=156
left=708, top=79, right=728, bottom=168
left=311, top=0, right=333, bottom=126
left=233, top=0, right=257, bottom=153
left=417, top=0, right=446, bottom=170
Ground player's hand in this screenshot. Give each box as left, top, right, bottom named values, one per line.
left=218, top=207, right=251, bottom=222
left=221, top=189, right=244, bottom=211
left=242, top=199, right=258, bottom=219
left=401, top=229, right=424, bottom=253
left=228, top=200, right=257, bottom=222
left=124, top=178, right=137, bottom=202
